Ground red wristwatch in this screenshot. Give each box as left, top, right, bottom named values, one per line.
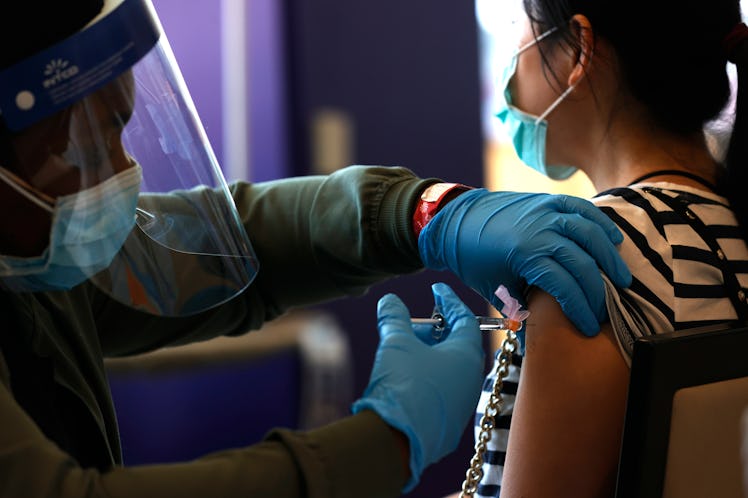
left=412, top=182, right=473, bottom=238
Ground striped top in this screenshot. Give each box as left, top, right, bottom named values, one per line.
left=472, top=182, right=748, bottom=497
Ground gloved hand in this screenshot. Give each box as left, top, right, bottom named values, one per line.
left=418, top=189, right=632, bottom=336
left=351, top=283, right=484, bottom=492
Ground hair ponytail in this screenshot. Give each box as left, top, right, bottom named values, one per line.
left=724, top=22, right=748, bottom=240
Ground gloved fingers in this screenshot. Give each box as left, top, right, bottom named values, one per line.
left=554, top=195, right=626, bottom=245
left=522, top=258, right=602, bottom=336
left=552, top=213, right=632, bottom=289
left=413, top=322, right=441, bottom=345
left=377, top=293, right=415, bottom=341
left=533, top=227, right=609, bottom=319
left=431, top=282, right=481, bottom=344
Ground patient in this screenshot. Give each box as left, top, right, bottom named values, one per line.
left=448, top=0, right=748, bottom=496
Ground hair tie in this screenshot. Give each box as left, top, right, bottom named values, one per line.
left=724, top=22, right=748, bottom=63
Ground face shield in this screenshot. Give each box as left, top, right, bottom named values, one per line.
left=0, top=0, right=258, bottom=316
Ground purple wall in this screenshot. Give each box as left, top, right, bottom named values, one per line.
left=152, top=0, right=225, bottom=168
left=152, top=0, right=288, bottom=182
left=248, top=0, right=290, bottom=182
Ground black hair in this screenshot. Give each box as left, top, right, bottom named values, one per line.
left=524, top=0, right=748, bottom=239
left=0, top=0, right=104, bottom=70
left=725, top=26, right=748, bottom=242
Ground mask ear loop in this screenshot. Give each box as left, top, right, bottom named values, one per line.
left=534, top=81, right=579, bottom=124
left=515, top=25, right=559, bottom=55
left=513, top=26, right=577, bottom=124
left=534, top=19, right=594, bottom=124
left=0, top=166, right=55, bottom=213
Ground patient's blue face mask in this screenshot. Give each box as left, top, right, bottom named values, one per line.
left=0, top=164, right=141, bottom=291
left=496, top=26, right=579, bottom=180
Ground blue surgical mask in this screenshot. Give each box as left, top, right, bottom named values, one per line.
left=495, top=27, right=579, bottom=180
left=0, top=164, right=142, bottom=292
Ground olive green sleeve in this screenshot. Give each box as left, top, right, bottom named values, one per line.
left=228, top=165, right=439, bottom=315
left=0, top=369, right=406, bottom=498
left=97, top=165, right=440, bottom=356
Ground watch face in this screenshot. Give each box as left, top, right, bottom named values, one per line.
left=421, top=182, right=459, bottom=202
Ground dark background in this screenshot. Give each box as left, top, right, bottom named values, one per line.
left=283, top=2, right=488, bottom=496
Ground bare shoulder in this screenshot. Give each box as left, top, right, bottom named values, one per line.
left=500, top=289, right=630, bottom=498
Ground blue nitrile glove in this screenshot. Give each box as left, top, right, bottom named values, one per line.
left=418, top=189, right=632, bottom=336
left=352, top=283, right=484, bottom=492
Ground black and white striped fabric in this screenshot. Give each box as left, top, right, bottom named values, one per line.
left=472, top=183, right=748, bottom=497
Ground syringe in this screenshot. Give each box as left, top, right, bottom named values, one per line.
left=411, top=314, right=517, bottom=332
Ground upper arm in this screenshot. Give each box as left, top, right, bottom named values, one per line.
left=500, top=289, right=630, bottom=498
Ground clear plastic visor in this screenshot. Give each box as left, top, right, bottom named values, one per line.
left=0, top=0, right=257, bottom=316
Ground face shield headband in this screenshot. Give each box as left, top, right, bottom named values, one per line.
left=0, top=0, right=258, bottom=316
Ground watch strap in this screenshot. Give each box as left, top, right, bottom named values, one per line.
left=412, top=182, right=473, bottom=238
